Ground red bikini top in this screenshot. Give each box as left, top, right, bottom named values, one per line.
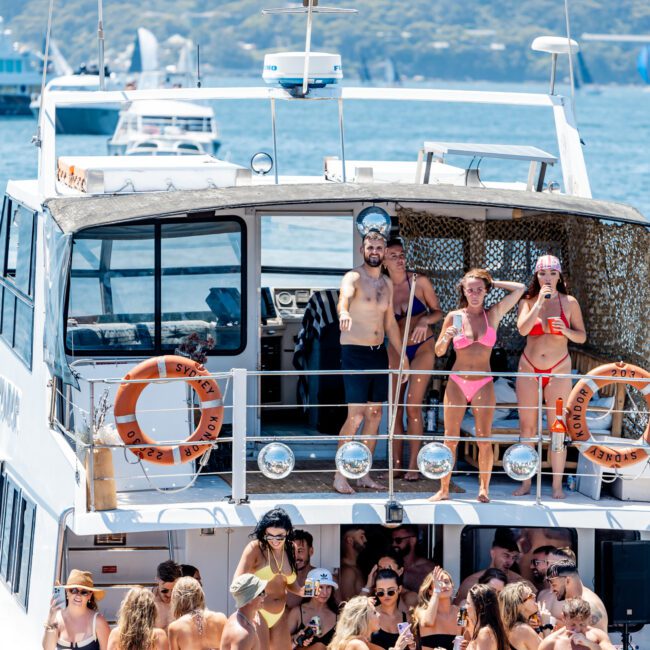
left=529, top=293, right=569, bottom=336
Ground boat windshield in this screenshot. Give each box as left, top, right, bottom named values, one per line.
left=65, top=218, right=244, bottom=355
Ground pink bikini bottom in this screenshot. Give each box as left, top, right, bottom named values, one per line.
left=449, top=375, right=493, bottom=404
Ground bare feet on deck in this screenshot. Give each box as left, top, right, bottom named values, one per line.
left=552, top=487, right=567, bottom=499
left=477, top=489, right=490, bottom=503
left=513, top=482, right=531, bottom=497
left=428, top=489, right=450, bottom=502
left=333, top=473, right=355, bottom=495
left=357, top=475, right=387, bottom=491
left=403, top=470, right=420, bottom=482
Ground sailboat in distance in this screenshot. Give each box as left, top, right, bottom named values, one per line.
left=576, top=50, right=601, bottom=94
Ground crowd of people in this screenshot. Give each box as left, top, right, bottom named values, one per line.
left=336, top=231, right=586, bottom=500
left=43, top=512, right=615, bottom=650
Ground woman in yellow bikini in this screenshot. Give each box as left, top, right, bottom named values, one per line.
left=234, top=508, right=302, bottom=650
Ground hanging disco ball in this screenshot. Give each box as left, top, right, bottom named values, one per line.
left=355, top=206, right=392, bottom=240
left=335, top=441, right=373, bottom=479
left=257, top=442, right=295, bottom=480
left=417, top=443, right=455, bottom=480
left=503, top=444, right=539, bottom=481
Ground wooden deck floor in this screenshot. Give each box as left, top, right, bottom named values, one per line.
left=217, top=461, right=472, bottom=495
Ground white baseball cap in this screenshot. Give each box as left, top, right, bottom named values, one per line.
left=307, top=568, right=338, bottom=589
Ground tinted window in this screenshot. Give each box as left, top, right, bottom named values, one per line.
left=161, top=221, right=242, bottom=352
left=4, top=203, right=35, bottom=296
left=15, top=499, right=36, bottom=607
left=0, top=482, right=18, bottom=581
left=67, top=218, right=245, bottom=355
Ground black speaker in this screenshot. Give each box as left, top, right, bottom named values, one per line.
left=601, top=540, right=650, bottom=625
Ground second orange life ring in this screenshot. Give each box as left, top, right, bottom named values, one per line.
left=114, top=355, right=224, bottom=465
left=566, top=362, right=650, bottom=469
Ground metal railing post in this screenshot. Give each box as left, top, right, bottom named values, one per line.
left=535, top=377, right=543, bottom=505
left=231, top=368, right=248, bottom=503
left=89, top=382, right=96, bottom=512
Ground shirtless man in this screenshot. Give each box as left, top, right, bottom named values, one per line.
left=538, top=548, right=576, bottom=620
left=286, top=530, right=315, bottom=609
left=154, top=559, right=182, bottom=630
left=539, top=598, right=614, bottom=650
left=340, top=526, right=368, bottom=602
left=168, top=577, right=227, bottom=650
left=391, top=525, right=435, bottom=593
left=221, top=574, right=268, bottom=650
left=335, top=231, right=408, bottom=494
left=455, top=529, right=526, bottom=604
left=546, top=561, right=608, bottom=633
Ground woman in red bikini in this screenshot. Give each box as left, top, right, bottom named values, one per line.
left=384, top=239, right=443, bottom=480
left=430, top=269, right=525, bottom=503
left=515, top=255, right=586, bottom=499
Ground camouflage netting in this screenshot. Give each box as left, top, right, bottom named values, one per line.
left=397, top=207, right=650, bottom=371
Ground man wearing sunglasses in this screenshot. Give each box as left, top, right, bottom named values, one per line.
left=390, top=525, right=435, bottom=593
left=455, top=528, right=526, bottom=604
left=153, top=559, right=182, bottom=630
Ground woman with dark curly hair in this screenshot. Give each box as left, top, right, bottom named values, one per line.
left=515, top=255, right=586, bottom=499
left=431, top=269, right=525, bottom=503
left=234, top=508, right=302, bottom=650
left=466, top=583, right=510, bottom=650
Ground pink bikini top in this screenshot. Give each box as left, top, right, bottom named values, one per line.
left=453, top=309, right=497, bottom=350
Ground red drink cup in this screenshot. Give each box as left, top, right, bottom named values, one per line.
left=547, top=317, right=559, bottom=334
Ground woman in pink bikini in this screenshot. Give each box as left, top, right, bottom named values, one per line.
left=430, top=269, right=525, bottom=503
left=515, top=255, right=586, bottom=499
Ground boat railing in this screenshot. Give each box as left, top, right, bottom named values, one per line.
left=50, top=366, right=650, bottom=513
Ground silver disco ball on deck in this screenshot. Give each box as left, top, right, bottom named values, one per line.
left=335, top=441, right=372, bottom=479
left=417, top=443, right=454, bottom=479
left=355, top=206, right=392, bottom=240
left=257, top=442, right=295, bottom=480
left=503, top=444, right=539, bottom=481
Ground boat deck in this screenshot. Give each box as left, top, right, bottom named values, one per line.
left=73, top=468, right=650, bottom=535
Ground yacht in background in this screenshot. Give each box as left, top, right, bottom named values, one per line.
left=107, top=99, right=220, bottom=155
left=0, top=18, right=43, bottom=115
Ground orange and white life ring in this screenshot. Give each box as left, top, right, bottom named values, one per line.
left=566, top=362, right=650, bottom=469
left=114, top=355, right=224, bottom=465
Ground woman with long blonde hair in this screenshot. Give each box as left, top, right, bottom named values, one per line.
left=412, top=567, right=462, bottom=650
left=328, top=596, right=389, bottom=650
left=107, top=588, right=168, bottom=650
left=498, top=583, right=544, bottom=650
left=168, top=577, right=227, bottom=650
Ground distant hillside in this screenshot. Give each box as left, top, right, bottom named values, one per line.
left=4, top=0, right=650, bottom=83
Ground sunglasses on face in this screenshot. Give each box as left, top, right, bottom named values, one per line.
left=392, top=536, right=414, bottom=544
left=159, top=588, right=172, bottom=594
left=375, top=589, right=398, bottom=598
left=68, top=588, right=91, bottom=596
left=265, top=534, right=287, bottom=541
left=531, top=559, right=548, bottom=567
left=524, top=593, right=536, bottom=602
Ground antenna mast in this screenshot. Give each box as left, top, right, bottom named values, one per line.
left=97, top=0, right=105, bottom=90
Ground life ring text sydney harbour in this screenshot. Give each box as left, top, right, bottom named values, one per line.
left=567, top=362, right=650, bottom=469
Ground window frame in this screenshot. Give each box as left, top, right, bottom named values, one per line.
left=64, top=213, right=247, bottom=357
left=0, top=197, right=36, bottom=369
left=0, top=467, right=37, bottom=611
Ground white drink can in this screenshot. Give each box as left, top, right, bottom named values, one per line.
left=453, top=635, right=464, bottom=650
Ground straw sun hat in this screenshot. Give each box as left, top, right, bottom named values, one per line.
left=60, top=569, right=106, bottom=601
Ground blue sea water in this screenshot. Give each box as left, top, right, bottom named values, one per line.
left=1, top=79, right=648, bottom=218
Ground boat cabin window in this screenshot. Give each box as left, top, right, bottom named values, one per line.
left=0, top=468, right=36, bottom=610
left=460, top=525, right=577, bottom=586
left=0, top=197, right=36, bottom=367
left=66, top=217, right=245, bottom=355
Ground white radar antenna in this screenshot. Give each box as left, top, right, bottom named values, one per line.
left=263, top=0, right=357, bottom=97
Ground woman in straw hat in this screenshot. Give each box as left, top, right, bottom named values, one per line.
left=107, top=588, right=168, bottom=650
left=42, top=569, right=111, bottom=650
left=515, top=254, right=586, bottom=500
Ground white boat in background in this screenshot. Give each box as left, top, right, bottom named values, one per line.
left=107, top=99, right=220, bottom=155
left=29, top=69, right=121, bottom=134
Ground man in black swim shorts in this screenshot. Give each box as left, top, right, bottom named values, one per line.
left=334, top=231, right=407, bottom=494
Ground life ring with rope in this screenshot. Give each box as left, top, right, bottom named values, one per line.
left=566, top=362, right=650, bottom=469
left=114, top=355, right=223, bottom=465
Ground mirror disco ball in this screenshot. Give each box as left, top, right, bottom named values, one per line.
left=355, top=206, right=391, bottom=240
left=417, top=443, right=454, bottom=480
left=335, top=441, right=372, bottom=479
left=257, top=442, right=295, bottom=480
left=503, top=444, right=539, bottom=481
